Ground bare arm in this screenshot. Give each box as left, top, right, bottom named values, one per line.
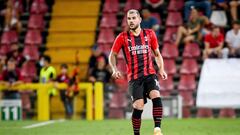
left=216, top=42, right=224, bottom=51
left=4, top=8, right=11, bottom=28
left=109, top=51, right=118, bottom=72
left=11, top=80, right=23, bottom=86
left=108, top=51, right=122, bottom=79
left=204, top=42, right=212, bottom=53
left=153, top=49, right=164, bottom=71
left=153, top=49, right=167, bottom=80
left=189, top=24, right=201, bottom=34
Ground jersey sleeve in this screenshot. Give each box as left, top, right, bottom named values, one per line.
left=150, top=30, right=159, bottom=50
left=219, top=33, right=224, bottom=43
left=204, top=34, right=210, bottom=43
left=111, top=33, right=124, bottom=54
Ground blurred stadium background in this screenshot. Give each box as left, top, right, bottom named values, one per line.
left=0, top=0, right=240, bottom=134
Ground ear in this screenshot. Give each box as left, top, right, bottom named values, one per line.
left=139, top=16, right=142, bottom=22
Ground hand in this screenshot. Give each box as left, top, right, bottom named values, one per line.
left=159, top=69, right=167, bottom=80
left=112, top=69, right=122, bottom=79
left=187, top=29, right=192, bottom=35
left=5, top=82, right=11, bottom=88
left=230, top=48, right=236, bottom=55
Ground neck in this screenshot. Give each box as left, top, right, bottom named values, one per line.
left=233, top=29, right=239, bottom=34
left=130, top=27, right=141, bottom=36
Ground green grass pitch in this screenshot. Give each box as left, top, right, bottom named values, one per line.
left=0, top=119, right=240, bottom=135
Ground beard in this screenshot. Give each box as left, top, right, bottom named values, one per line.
left=129, top=24, right=139, bottom=31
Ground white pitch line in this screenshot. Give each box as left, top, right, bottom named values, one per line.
left=23, top=119, right=65, bottom=129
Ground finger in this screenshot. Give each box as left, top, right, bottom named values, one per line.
left=117, top=73, right=122, bottom=79
left=162, top=74, right=167, bottom=80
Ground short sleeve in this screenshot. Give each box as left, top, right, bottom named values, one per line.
left=150, top=30, right=159, bottom=50
left=219, top=34, right=224, bottom=42
left=204, top=34, right=210, bottom=43
left=111, top=33, right=124, bottom=54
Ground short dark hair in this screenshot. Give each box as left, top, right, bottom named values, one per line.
left=232, top=20, right=240, bottom=25
left=43, top=55, right=51, bottom=63
left=127, top=9, right=140, bottom=17
left=60, top=63, right=68, bottom=69
left=211, top=25, right=219, bottom=30
left=7, top=57, right=16, bottom=63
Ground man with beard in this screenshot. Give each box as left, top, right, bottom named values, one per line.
left=109, top=9, right=167, bottom=135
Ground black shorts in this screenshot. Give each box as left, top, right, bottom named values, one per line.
left=128, top=74, right=160, bottom=104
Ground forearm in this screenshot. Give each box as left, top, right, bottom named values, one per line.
left=216, top=43, right=224, bottom=50
left=108, top=52, right=118, bottom=72
left=155, top=52, right=165, bottom=71
left=190, top=25, right=200, bottom=34
left=12, top=81, right=23, bottom=86
left=0, top=81, right=8, bottom=85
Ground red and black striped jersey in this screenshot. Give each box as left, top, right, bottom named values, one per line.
left=111, top=29, right=158, bottom=81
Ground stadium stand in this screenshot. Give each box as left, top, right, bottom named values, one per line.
left=45, top=0, right=100, bottom=119
left=1, top=0, right=239, bottom=120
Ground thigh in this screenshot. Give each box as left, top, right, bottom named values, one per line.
left=179, top=26, right=188, bottom=35
left=184, top=35, right=195, bottom=42
left=128, top=79, right=145, bottom=103
left=144, top=74, right=160, bottom=99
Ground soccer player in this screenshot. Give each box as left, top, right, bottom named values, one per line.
left=109, top=9, right=167, bottom=135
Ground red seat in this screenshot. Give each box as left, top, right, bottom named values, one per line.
left=97, top=29, right=115, bottom=44
left=25, top=30, right=42, bottom=45
left=103, top=0, right=119, bottom=13
left=180, top=59, right=199, bottom=75
left=30, top=0, right=48, bottom=14
left=117, top=51, right=126, bottom=59
left=100, top=13, right=118, bottom=29
left=168, top=0, right=184, bottom=11
left=121, top=15, right=129, bottom=31
left=23, top=45, right=39, bottom=60
left=166, top=12, right=183, bottom=27
left=121, top=15, right=127, bottom=28
left=151, top=13, right=161, bottom=25
left=179, top=91, right=194, bottom=106
left=109, top=92, right=128, bottom=108
left=124, top=0, right=142, bottom=12
left=163, top=27, right=177, bottom=43
left=178, top=74, right=196, bottom=91
left=115, top=77, right=128, bottom=92
left=28, top=14, right=44, bottom=30
left=108, top=108, right=125, bottom=119
left=0, top=45, right=11, bottom=54
left=197, top=108, right=213, bottom=118
left=98, top=44, right=112, bottom=56
left=161, top=43, right=179, bottom=59
left=183, top=43, right=201, bottom=58
left=21, top=61, right=37, bottom=77
left=22, top=76, right=33, bottom=83
left=117, top=58, right=127, bottom=74
left=13, top=0, right=24, bottom=14
left=1, top=31, right=18, bottom=45
left=164, top=59, right=176, bottom=75
left=159, top=75, right=174, bottom=96
left=219, top=108, right=236, bottom=118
